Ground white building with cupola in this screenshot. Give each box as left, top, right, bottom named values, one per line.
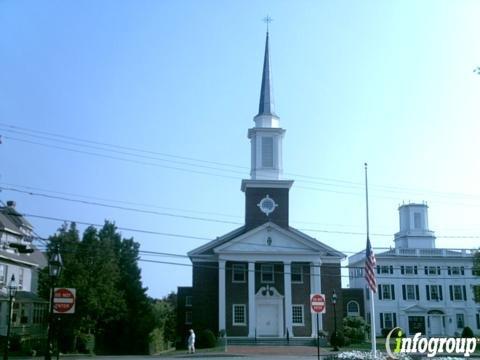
left=176, top=31, right=346, bottom=345
left=349, top=202, right=480, bottom=337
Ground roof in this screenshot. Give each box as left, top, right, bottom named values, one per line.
left=349, top=247, right=477, bottom=264
left=0, top=290, right=47, bottom=303
left=257, top=31, right=277, bottom=118
left=0, top=205, right=33, bottom=237
left=188, top=222, right=345, bottom=259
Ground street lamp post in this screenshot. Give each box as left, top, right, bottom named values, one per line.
left=332, top=290, right=339, bottom=351
left=45, top=247, right=63, bottom=360
left=3, top=274, right=18, bottom=360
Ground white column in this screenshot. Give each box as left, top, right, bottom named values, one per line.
left=284, top=261, right=293, bottom=338
left=219, top=260, right=226, bottom=332
left=248, top=262, right=256, bottom=337
left=310, top=262, right=322, bottom=337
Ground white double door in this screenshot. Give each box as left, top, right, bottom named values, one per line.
left=256, top=301, right=283, bottom=337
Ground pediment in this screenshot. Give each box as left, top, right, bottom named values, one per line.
left=403, top=304, right=428, bottom=313
left=214, top=222, right=324, bottom=254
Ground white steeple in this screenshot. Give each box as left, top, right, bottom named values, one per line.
left=394, top=202, right=436, bottom=249
left=248, top=31, right=285, bottom=180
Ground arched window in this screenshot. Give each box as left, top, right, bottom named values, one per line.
left=347, top=301, right=360, bottom=317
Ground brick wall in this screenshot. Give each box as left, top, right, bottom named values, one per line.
left=320, top=263, right=343, bottom=336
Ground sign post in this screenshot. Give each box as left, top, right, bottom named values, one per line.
left=310, top=294, right=326, bottom=360
left=53, top=288, right=76, bottom=314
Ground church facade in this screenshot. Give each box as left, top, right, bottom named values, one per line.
left=176, top=32, right=345, bottom=343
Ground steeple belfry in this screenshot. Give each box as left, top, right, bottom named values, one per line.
left=248, top=31, right=286, bottom=180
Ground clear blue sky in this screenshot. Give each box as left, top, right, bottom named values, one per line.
left=1, top=0, right=479, bottom=298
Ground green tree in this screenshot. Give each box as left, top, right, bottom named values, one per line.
left=150, top=292, right=177, bottom=352
left=40, top=221, right=154, bottom=355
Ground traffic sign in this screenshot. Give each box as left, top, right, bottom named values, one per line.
left=53, top=288, right=76, bottom=314
left=310, top=293, right=326, bottom=313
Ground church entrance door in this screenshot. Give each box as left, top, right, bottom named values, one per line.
left=255, top=286, right=284, bottom=337
left=256, top=303, right=279, bottom=336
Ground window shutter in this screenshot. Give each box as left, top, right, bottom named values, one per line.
left=463, top=286, right=467, bottom=301
left=380, top=313, right=384, bottom=328
left=393, top=313, right=397, bottom=327
left=401, top=266, right=405, bottom=275
left=414, top=266, right=418, bottom=275
left=461, top=267, right=465, bottom=275
left=391, top=285, right=395, bottom=300
left=424, top=266, right=428, bottom=275
left=378, top=285, right=382, bottom=300
left=426, top=285, right=430, bottom=300
left=416, top=285, right=420, bottom=300
left=448, top=267, right=451, bottom=275
left=377, top=265, right=380, bottom=274
left=437, top=266, right=441, bottom=275
left=476, top=314, right=480, bottom=329
left=402, top=285, right=406, bottom=300
left=449, top=285, right=453, bottom=301
left=390, top=266, right=393, bottom=274
left=366, top=287, right=370, bottom=300
left=439, top=285, right=443, bottom=301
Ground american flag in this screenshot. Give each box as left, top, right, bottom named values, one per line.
left=364, top=236, right=377, bottom=293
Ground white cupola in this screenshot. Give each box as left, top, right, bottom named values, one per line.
left=394, top=202, right=436, bottom=249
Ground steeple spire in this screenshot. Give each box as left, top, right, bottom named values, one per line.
left=257, top=31, right=277, bottom=118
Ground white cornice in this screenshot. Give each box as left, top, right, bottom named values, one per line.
left=241, top=179, right=294, bottom=192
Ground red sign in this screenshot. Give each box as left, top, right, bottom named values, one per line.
left=53, top=288, right=76, bottom=314
left=310, top=293, right=326, bottom=314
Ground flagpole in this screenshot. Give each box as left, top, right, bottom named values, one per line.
left=365, top=163, right=376, bottom=357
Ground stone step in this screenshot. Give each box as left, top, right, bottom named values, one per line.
left=226, top=338, right=315, bottom=346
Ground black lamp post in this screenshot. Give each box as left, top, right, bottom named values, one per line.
left=3, top=274, right=18, bottom=360
left=45, top=247, right=63, bottom=360
left=332, top=290, right=339, bottom=351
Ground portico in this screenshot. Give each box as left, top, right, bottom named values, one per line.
left=213, top=222, right=334, bottom=338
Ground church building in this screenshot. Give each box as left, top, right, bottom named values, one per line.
left=176, top=31, right=345, bottom=343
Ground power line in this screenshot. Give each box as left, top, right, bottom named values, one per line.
left=1, top=186, right=241, bottom=226
left=33, top=244, right=480, bottom=280
left=5, top=187, right=480, bottom=238
left=3, top=123, right=480, bottom=201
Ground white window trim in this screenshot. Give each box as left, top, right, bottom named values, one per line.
left=429, top=285, right=440, bottom=301
left=233, top=304, right=247, bottom=326
left=456, top=313, right=465, bottom=329
left=346, top=301, right=360, bottom=317
left=405, top=266, right=415, bottom=275
left=292, top=304, right=305, bottom=326
left=185, top=295, right=192, bottom=307
left=185, top=311, right=192, bottom=325
left=406, top=285, right=416, bottom=300
left=291, top=264, right=303, bottom=284
left=382, top=312, right=394, bottom=329
left=381, top=284, right=393, bottom=300
left=453, top=285, right=464, bottom=301
left=261, top=264, right=275, bottom=283
left=232, top=263, right=246, bottom=283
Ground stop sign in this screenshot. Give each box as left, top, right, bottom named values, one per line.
left=53, top=288, right=76, bottom=314
left=310, top=293, right=326, bottom=313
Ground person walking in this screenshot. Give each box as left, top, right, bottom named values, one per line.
left=187, top=329, right=196, bottom=354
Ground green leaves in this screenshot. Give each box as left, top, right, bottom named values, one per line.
left=40, top=221, right=154, bottom=354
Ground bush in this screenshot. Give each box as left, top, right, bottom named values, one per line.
left=196, top=329, right=216, bottom=349
left=462, top=326, right=474, bottom=338
left=343, top=316, right=369, bottom=343
left=330, top=330, right=345, bottom=349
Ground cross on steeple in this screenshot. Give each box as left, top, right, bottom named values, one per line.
left=263, top=15, right=273, bottom=32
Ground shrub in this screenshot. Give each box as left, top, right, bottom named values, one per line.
left=330, top=330, right=345, bottom=349
left=197, top=329, right=216, bottom=349
left=462, top=326, right=474, bottom=338
left=343, top=316, right=369, bottom=343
